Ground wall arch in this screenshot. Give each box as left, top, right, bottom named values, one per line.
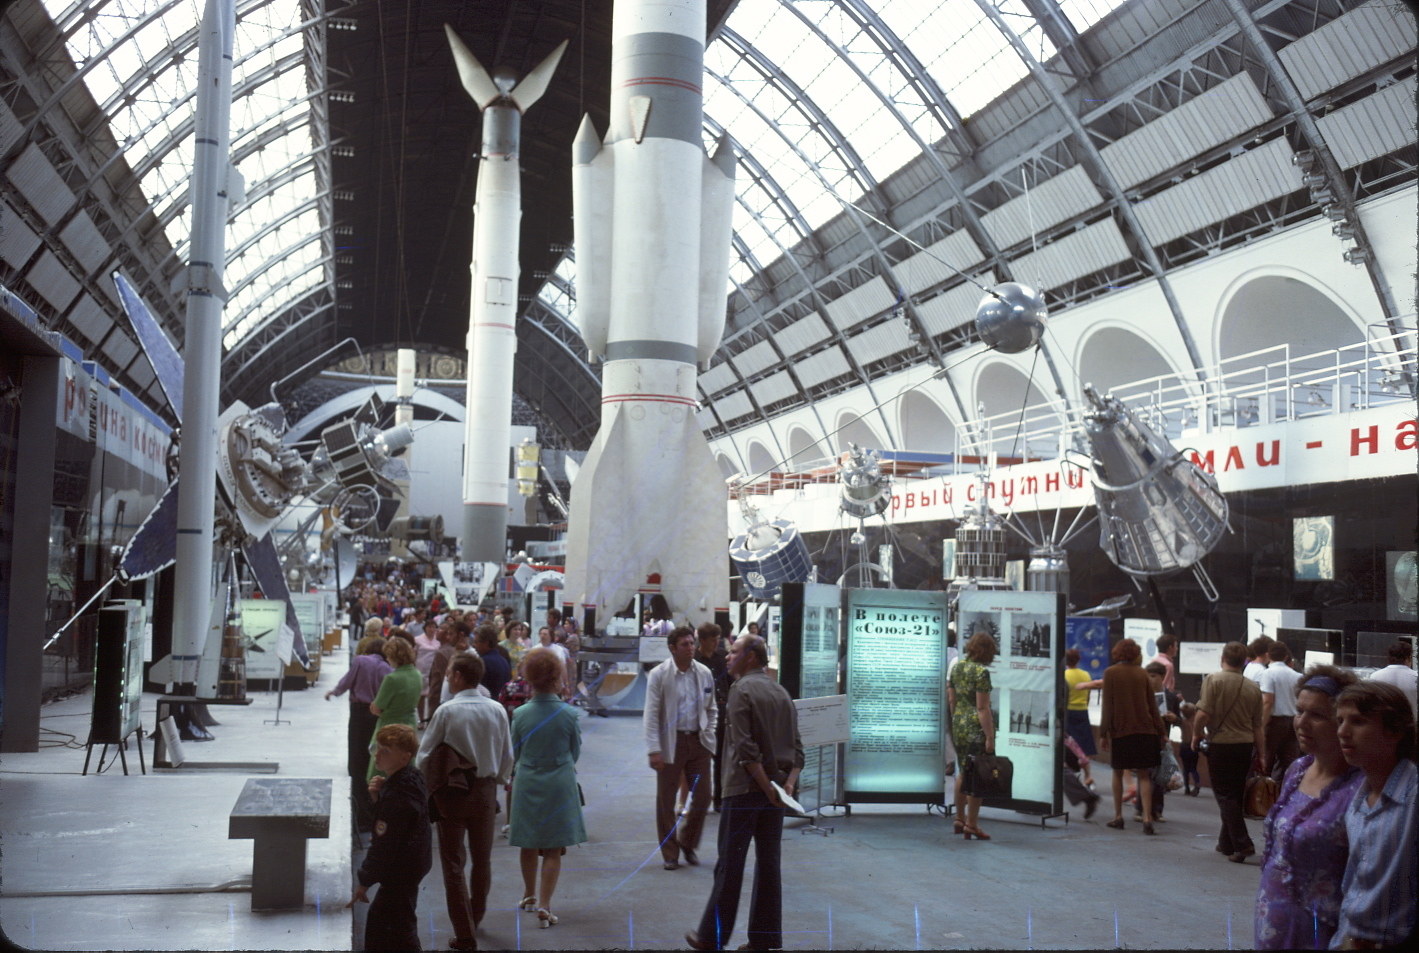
left=1216, top=269, right=1365, bottom=366
left=746, top=439, right=776, bottom=475
left=787, top=425, right=828, bottom=469
left=972, top=360, right=1058, bottom=459
left=1076, top=326, right=1184, bottom=402
left=899, top=389, right=956, bottom=453
left=834, top=410, right=883, bottom=452
left=714, top=452, right=738, bottom=478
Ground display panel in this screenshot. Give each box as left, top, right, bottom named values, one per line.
left=777, top=582, right=841, bottom=700
left=240, top=599, right=290, bottom=681
left=1065, top=616, right=1108, bottom=680
left=1293, top=515, right=1335, bottom=580
left=957, top=590, right=1066, bottom=814
left=288, top=594, right=324, bottom=649
left=843, top=589, right=948, bottom=801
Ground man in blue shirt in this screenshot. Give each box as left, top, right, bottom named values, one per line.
left=474, top=624, right=511, bottom=700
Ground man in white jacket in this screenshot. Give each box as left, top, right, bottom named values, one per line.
left=644, top=624, right=719, bottom=870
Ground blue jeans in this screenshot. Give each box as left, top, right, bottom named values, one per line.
left=695, top=789, right=784, bottom=949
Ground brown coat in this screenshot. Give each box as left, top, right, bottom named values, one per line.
left=1100, top=661, right=1166, bottom=740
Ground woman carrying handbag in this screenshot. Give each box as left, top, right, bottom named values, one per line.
left=948, top=628, right=998, bottom=841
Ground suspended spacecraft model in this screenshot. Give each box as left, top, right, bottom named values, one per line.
left=445, top=26, right=566, bottom=561
left=564, top=0, right=736, bottom=624
left=728, top=491, right=813, bottom=601
left=1081, top=383, right=1230, bottom=599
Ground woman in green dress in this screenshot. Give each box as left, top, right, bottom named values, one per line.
left=948, top=627, right=998, bottom=840
left=366, top=636, right=421, bottom=781
left=508, top=647, right=587, bottom=929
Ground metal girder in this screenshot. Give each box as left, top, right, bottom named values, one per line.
left=718, top=27, right=885, bottom=213
left=222, top=292, right=336, bottom=395
left=975, top=0, right=1209, bottom=382
left=1218, top=0, right=1407, bottom=353
left=708, top=126, right=896, bottom=443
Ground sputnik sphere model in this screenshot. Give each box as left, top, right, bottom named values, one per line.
left=975, top=281, right=1048, bottom=354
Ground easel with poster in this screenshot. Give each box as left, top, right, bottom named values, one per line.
left=956, top=590, right=1066, bottom=822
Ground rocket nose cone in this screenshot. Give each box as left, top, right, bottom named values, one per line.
left=573, top=114, right=603, bottom=164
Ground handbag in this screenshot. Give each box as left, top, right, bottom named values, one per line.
left=1245, top=774, right=1279, bottom=818
left=1152, top=743, right=1180, bottom=789
left=964, top=752, right=1014, bottom=799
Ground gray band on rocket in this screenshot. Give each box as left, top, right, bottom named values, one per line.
left=483, top=106, right=520, bottom=156
left=604, top=340, right=699, bottom=364
left=462, top=505, right=508, bottom=562
left=612, top=32, right=703, bottom=146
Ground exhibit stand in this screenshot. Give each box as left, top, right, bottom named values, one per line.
left=957, top=590, right=1067, bottom=822
left=84, top=601, right=147, bottom=776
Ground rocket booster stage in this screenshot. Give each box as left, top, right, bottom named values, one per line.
left=446, top=26, right=565, bottom=561
left=565, top=0, right=736, bottom=624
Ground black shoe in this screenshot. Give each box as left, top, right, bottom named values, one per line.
left=681, top=846, right=699, bottom=866
left=1228, top=845, right=1256, bottom=863
left=449, top=938, right=477, bottom=951
left=1084, top=797, right=1098, bottom=820
left=684, top=931, right=713, bottom=951
left=663, top=861, right=680, bottom=871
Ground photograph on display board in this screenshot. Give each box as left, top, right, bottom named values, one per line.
left=1009, top=616, right=1053, bottom=659
left=1008, top=689, right=1051, bottom=737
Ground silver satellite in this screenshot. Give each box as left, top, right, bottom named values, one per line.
left=1081, top=383, right=1230, bottom=599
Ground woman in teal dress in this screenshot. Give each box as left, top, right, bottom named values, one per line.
left=508, top=647, right=587, bottom=929
left=366, top=636, right=421, bottom=781
left=948, top=628, right=998, bottom=840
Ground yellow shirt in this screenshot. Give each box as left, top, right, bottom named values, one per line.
left=1065, top=666, right=1092, bottom=710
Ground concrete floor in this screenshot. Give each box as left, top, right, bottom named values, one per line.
left=1, top=648, right=1266, bottom=950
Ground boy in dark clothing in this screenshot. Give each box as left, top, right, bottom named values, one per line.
left=349, top=723, right=432, bottom=951
left=1143, top=662, right=1183, bottom=821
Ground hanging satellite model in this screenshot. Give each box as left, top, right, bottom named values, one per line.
left=1080, top=383, right=1230, bottom=599
left=836, top=444, right=895, bottom=587
left=110, top=272, right=419, bottom=690
left=728, top=487, right=812, bottom=601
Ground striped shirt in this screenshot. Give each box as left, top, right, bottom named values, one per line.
left=1333, top=758, right=1417, bottom=947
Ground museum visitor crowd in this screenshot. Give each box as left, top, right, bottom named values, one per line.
left=326, top=567, right=1413, bottom=951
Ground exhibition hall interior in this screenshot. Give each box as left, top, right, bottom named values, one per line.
left=1, top=0, right=1415, bottom=950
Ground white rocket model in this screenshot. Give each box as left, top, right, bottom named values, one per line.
left=564, top=0, right=736, bottom=625
left=166, top=0, right=237, bottom=691
left=445, top=26, right=566, bottom=562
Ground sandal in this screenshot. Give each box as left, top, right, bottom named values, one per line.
left=962, top=824, right=991, bottom=841
left=537, top=908, right=558, bottom=928
left=953, top=819, right=966, bottom=835
left=518, top=896, right=537, bottom=912
left=1105, top=817, right=1126, bottom=830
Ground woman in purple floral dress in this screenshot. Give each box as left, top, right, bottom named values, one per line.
left=1254, top=666, right=1364, bottom=950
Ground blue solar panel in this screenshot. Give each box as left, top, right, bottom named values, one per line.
left=118, top=481, right=179, bottom=580
left=113, top=272, right=185, bottom=421
left=730, top=519, right=813, bottom=599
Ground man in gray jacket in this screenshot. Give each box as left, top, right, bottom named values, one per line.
left=644, top=624, right=718, bottom=870
left=686, top=633, right=803, bottom=952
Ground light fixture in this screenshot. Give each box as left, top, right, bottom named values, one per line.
left=1332, top=223, right=1355, bottom=240
left=1292, top=150, right=1315, bottom=169
left=1343, top=247, right=1371, bottom=265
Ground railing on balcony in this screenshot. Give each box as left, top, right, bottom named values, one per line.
left=734, top=321, right=1416, bottom=495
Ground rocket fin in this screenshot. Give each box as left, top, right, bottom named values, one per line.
left=510, top=39, right=567, bottom=113
left=572, top=114, right=614, bottom=362
left=564, top=404, right=729, bottom=627
left=444, top=24, right=501, bottom=109
left=697, top=135, right=736, bottom=368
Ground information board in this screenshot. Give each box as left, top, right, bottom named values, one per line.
left=240, top=599, right=290, bottom=681
left=843, top=589, right=949, bottom=802
left=777, top=582, right=841, bottom=700
left=289, top=594, right=324, bottom=649
left=957, top=590, right=1065, bottom=814
left=92, top=602, right=145, bottom=743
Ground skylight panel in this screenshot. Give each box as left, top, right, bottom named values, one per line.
left=1056, top=0, right=1132, bottom=33
left=873, top=0, right=1036, bottom=119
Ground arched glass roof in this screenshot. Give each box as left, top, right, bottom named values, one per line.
left=15, top=0, right=1411, bottom=449
left=40, top=0, right=330, bottom=353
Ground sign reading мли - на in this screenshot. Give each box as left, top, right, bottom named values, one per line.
left=844, top=589, right=948, bottom=802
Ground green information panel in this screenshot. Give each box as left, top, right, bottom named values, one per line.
left=240, top=599, right=290, bottom=681
left=844, top=589, right=948, bottom=801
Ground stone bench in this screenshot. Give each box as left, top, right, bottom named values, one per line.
left=228, top=778, right=331, bottom=910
